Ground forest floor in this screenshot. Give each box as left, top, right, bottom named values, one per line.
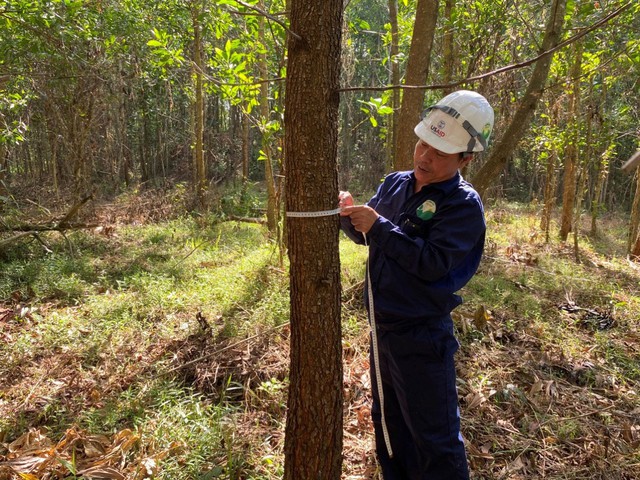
left=1, top=185, right=639, bottom=479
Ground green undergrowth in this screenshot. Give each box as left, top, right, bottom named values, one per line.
left=0, top=212, right=289, bottom=478
left=0, top=195, right=639, bottom=479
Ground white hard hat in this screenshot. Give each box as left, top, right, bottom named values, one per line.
left=414, top=90, right=494, bottom=154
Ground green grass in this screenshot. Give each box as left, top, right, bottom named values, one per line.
left=1, top=193, right=639, bottom=479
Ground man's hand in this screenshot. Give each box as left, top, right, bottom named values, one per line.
left=338, top=191, right=354, bottom=209
left=340, top=205, right=379, bottom=234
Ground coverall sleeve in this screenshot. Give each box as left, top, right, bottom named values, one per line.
left=339, top=179, right=389, bottom=245
left=366, top=191, right=484, bottom=282
left=340, top=215, right=366, bottom=244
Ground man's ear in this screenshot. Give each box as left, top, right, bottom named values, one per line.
left=460, top=153, right=474, bottom=168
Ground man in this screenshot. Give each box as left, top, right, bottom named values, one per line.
left=339, top=90, right=494, bottom=479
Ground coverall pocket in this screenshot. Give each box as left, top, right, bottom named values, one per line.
left=385, top=322, right=448, bottom=364
left=398, top=213, right=431, bottom=238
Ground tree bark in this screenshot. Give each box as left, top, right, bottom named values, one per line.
left=632, top=228, right=640, bottom=259
left=471, top=0, right=568, bottom=200
left=442, top=0, right=455, bottom=95
left=540, top=150, right=557, bottom=243
left=560, top=40, right=583, bottom=242
left=629, top=169, right=640, bottom=254
left=192, top=1, right=206, bottom=208
left=259, top=1, right=278, bottom=234
left=393, top=0, right=439, bottom=171
left=242, top=110, right=250, bottom=181
left=386, top=0, right=400, bottom=172
left=283, top=0, right=343, bottom=479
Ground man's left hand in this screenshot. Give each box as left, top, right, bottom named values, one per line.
left=340, top=205, right=379, bottom=234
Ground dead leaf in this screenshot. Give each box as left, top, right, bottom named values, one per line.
left=465, top=391, right=486, bottom=410
left=0, top=309, right=13, bottom=323
left=16, top=473, right=40, bottom=480
left=4, top=455, right=51, bottom=474
left=529, top=379, right=544, bottom=396
left=82, top=436, right=109, bottom=458
left=7, top=429, right=51, bottom=454
left=507, top=455, right=526, bottom=472
left=473, top=305, right=492, bottom=330
left=77, top=465, right=126, bottom=480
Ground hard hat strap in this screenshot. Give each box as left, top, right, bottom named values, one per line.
left=421, top=105, right=488, bottom=152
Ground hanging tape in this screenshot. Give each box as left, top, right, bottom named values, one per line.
left=285, top=207, right=342, bottom=218
left=363, top=232, right=394, bottom=459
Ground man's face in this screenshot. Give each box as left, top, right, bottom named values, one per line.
left=413, top=139, right=471, bottom=188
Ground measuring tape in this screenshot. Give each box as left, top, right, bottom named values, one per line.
left=285, top=207, right=342, bottom=218
left=363, top=232, right=394, bottom=459
left=286, top=206, right=394, bottom=457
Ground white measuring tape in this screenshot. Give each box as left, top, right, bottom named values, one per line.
left=363, top=232, right=394, bottom=459
left=285, top=207, right=394, bottom=457
left=285, top=207, right=342, bottom=218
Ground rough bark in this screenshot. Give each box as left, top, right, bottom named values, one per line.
left=442, top=0, right=455, bottom=95
left=632, top=229, right=640, bottom=259
left=192, top=2, right=206, bottom=208
left=387, top=0, right=400, bottom=171
left=629, top=169, right=640, bottom=255
left=540, top=150, right=557, bottom=243
left=560, top=40, right=583, bottom=242
left=259, top=1, right=278, bottom=233
left=393, top=0, right=439, bottom=171
left=242, top=110, right=249, bottom=181
left=283, top=0, right=343, bottom=478
left=471, top=0, right=568, bottom=200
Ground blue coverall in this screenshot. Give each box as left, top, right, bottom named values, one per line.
left=340, top=170, right=485, bottom=480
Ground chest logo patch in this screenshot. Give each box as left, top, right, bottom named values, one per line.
left=416, top=200, right=436, bottom=220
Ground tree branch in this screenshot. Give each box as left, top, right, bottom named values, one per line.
left=337, top=1, right=633, bottom=93
left=0, top=194, right=97, bottom=236
left=57, top=194, right=93, bottom=228
left=231, top=0, right=301, bottom=41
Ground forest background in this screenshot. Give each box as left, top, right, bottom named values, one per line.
left=1, top=0, right=640, bottom=479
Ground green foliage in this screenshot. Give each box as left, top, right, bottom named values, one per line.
left=358, top=96, right=394, bottom=128
left=0, top=90, right=29, bottom=146
left=1, top=195, right=640, bottom=477
left=147, top=28, right=185, bottom=72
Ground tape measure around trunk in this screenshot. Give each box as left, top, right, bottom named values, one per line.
left=286, top=207, right=342, bottom=218
left=364, top=232, right=394, bottom=459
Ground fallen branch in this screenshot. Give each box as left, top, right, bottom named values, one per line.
left=0, top=194, right=97, bottom=233
left=57, top=193, right=93, bottom=228
left=0, top=231, right=35, bottom=249
left=0, top=194, right=98, bottom=248
left=0, top=221, right=100, bottom=233
left=227, top=215, right=267, bottom=225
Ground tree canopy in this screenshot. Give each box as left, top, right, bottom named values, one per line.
left=1, top=0, right=639, bottom=230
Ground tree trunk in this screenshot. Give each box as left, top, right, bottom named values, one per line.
left=471, top=0, right=567, bottom=200
left=540, top=150, right=557, bottom=243
left=632, top=228, right=640, bottom=259
left=629, top=169, right=640, bottom=254
left=192, top=2, right=206, bottom=208
left=573, top=169, right=586, bottom=261
left=242, top=110, right=250, bottom=181
left=260, top=1, right=278, bottom=233
left=560, top=40, right=583, bottom=242
left=442, top=0, right=455, bottom=95
left=283, top=0, right=343, bottom=478
left=588, top=79, right=607, bottom=237
left=393, top=0, right=439, bottom=171
left=0, top=144, right=6, bottom=194
left=386, top=0, right=400, bottom=172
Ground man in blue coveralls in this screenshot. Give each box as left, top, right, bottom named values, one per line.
left=339, top=90, right=494, bottom=479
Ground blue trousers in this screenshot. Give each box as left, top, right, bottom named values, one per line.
left=370, top=317, right=469, bottom=480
